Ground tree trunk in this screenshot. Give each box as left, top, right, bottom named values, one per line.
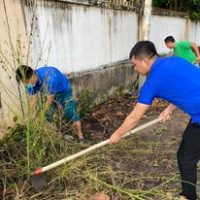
left=174, top=0, right=178, bottom=11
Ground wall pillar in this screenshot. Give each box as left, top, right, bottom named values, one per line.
left=138, top=0, right=152, bottom=88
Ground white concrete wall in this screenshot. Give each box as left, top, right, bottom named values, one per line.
left=0, top=0, right=28, bottom=125
left=24, top=1, right=138, bottom=73
left=150, top=15, right=200, bottom=54
left=188, top=21, right=200, bottom=46
left=24, top=1, right=200, bottom=67
left=149, top=15, right=186, bottom=54
left=1, top=0, right=200, bottom=126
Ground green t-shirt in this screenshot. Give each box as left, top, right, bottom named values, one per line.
left=174, top=41, right=196, bottom=63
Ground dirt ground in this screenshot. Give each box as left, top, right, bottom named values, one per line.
left=79, top=95, right=197, bottom=199
left=2, top=94, right=199, bottom=200
left=81, top=95, right=189, bottom=143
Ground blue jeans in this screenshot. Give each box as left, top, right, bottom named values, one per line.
left=46, top=90, right=80, bottom=123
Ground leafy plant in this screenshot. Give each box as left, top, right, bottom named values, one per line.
left=155, top=125, right=168, bottom=135
left=153, top=0, right=200, bottom=21
left=77, top=89, right=107, bottom=118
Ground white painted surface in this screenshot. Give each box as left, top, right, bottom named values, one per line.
left=23, top=2, right=200, bottom=70
left=24, top=2, right=138, bottom=73
left=0, top=0, right=28, bottom=125
left=188, top=21, right=200, bottom=46
left=149, top=15, right=186, bottom=54
left=142, top=0, right=152, bottom=40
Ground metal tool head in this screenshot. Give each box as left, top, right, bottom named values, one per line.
left=31, top=173, right=47, bottom=192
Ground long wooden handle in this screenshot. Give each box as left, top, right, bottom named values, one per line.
left=32, top=118, right=160, bottom=175
left=192, top=61, right=200, bottom=64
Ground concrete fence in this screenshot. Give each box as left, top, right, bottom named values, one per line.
left=0, top=0, right=200, bottom=125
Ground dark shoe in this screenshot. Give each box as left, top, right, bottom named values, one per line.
left=79, top=137, right=87, bottom=143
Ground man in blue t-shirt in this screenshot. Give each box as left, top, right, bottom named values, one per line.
left=16, top=65, right=85, bottom=142
left=109, top=41, right=200, bottom=200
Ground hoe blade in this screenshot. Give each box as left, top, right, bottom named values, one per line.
left=31, top=174, right=46, bottom=192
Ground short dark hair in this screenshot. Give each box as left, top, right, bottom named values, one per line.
left=164, top=36, right=175, bottom=43
left=129, top=41, right=158, bottom=60
left=16, top=65, right=34, bottom=82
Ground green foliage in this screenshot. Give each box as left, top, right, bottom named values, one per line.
left=0, top=118, right=85, bottom=187
left=13, top=114, right=19, bottom=123
left=77, top=89, right=107, bottom=118
left=155, top=125, right=168, bottom=135
left=77, top=90, right=94, bottom=117
left=153, top=0, right=169, bottom=8
left=153, top=0, right=200, bottom=21
left=182, top=0, right=200, bottom=21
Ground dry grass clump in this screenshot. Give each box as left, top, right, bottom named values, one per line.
left=0, top=109, right=188, bottom=200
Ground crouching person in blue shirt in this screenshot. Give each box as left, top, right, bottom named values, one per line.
left=109, top=41, right=200, bottom=200
left=16, top=65, right=85, bottom=142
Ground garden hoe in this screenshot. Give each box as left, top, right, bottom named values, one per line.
left=192, top=61, right=200, bottom=67
left=31, top=118, right=160, bottom=192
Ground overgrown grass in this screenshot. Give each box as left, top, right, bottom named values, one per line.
left=0, top=109, right=190, bottom=199
left=77, top=89, right=108, bottom=118
left=77, top=87, right=135, bottom=119
left=0, top=1, right=198, bottom=200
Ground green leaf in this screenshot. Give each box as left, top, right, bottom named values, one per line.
left=13, top=114, right=19, bottom=123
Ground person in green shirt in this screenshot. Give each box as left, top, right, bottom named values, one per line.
left=164, top=36, right=200, bottom=64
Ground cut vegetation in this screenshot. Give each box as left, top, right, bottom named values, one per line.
left=1, top=94, right=197, bottom=200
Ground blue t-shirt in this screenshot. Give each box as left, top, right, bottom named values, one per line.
left=28, top=66, right=71, bottom=95
left=138, top=57, right=200, bottom=124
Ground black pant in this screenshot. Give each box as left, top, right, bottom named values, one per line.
left=177, top=121, right=200, bottom=200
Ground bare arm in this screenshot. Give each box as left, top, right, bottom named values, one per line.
left=42, top=94, right=55, bottom=113
left=46, top=94, right=54, bottom=105
left=109, top=103, right=150, bottom=144
left=28, top=95, right=38, bottom=114
left=190, top=42, right=200, bottom=61
left=28, top=94, right=54, bottom=115
left=159, top=103, right=176, bottom=123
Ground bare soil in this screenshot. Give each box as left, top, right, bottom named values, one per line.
left=1, top=94, right=198, bottom=200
